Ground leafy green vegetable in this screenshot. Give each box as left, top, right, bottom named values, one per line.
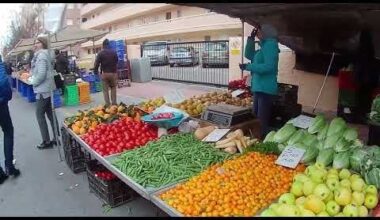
left=343, top=127, right=358, bottom=142
left=327, top=117, right=346, bottom=137
left=334, top=137, right=352, bottom=153
left=301, top=145, right=319, bottom=164
left=317, top=123, right=329, bottom=141
left=350, top=149, right=368, bottom=172
left=288, top=129, right=306, bottom=145
left=324, top=133, right=342, bottom=149
left=273, top=124, right=296, bottom=143
left=366, top=168, right=380, bottom=189
left=351, top=139, right=364, bottom=149
left=302, top=133, right=318, bottom=147
left=316, top=148, right=335, bottom=167
left=367, top=146, right=380, bottom=158
left=370, top=95, right=380, bottom=123
left=243, top=142, right=280, bottom=155
left=308, top=114, right=326, bottom=134
left=264, top=131, right=276, bottom=143
left=278, top=144, right=286, bottom=152
left=293, top=143, right=308, bottom=150
left=332, top=151, right=351, bottom=169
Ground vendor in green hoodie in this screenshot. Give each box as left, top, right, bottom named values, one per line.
left=240, top=24, right=280, bottom=139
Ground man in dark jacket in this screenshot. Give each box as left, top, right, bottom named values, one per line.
left=94, top=39, right=119, bottom=106
left=54, top=50, right=69, bottom=75
left=0, top=55, right=20, bottom=184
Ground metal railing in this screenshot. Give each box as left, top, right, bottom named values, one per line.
left=140, top=40, right=229, bottom=87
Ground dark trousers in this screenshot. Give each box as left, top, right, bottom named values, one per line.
left=253, top=92, right=275, bottom=139
left=36, top=95, right=58, bottom=143
left=0, top=103, right=14, bottom=170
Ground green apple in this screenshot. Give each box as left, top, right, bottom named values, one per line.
left=323, top=191, right=334, bottom=203
left=304, top=195, right=326, bottom=214
left=279, top=193, right=296, bottom=205
left=358, top=205, right=368, bottom=217
left=365, top=185, right=378, bottom=195
left=339, top=169, right=351, bottom=180
left=335, top=212, right=345, bottom=217
left=293, top=173, right=309, bottom=183
left=342, top=203, right=359, bottom=217
left=349, top=174, right=362, bottom=183
left=313, top=183, right=331, bottom=200
left=317, top=211, right=330, bottom=216
left=326, top=173, right=339, bottom=181
left=364, top=193, right=379, bottom=209
left=309, top=168, right=327, bottom=184
left=326, top=178, right=340, bottom=191
left=326, top=200, right=340, bottom=216
left=340, top=179, right=351, bottom=190
left=352, top=191, right=365, bottom=206
left=305, top=165, right=318, bottom=176
left=290, top=181, right=304, bottom=197
left=275, top=204, right=300, bottom=216
left=303, top=180, right=317, bottom=196
left=260, top=208, right=277, bottom=217
left=328, top=168, right=339, bottom=176
left=334, top=187, right=352, bottom=206
left=301, top=208, right=316, bottom=216
left=351, top=178, right=366, bottom=192
left=269, top=203, right=280, bottom=213
left=296, top=196, right=306, bottom=206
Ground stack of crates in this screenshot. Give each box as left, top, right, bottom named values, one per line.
left=64, top=84, right=79, bottom=106
left=82, top=74, right=97, bottom=94
left=78, top=82, right=91, bottom=104
left=53, top=89, right=62, bottom=108
left=109, top=40, right=126, bottom=72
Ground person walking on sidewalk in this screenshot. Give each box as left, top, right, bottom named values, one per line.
left=0, top=55, right=20, bottom=184
left=94, top=39, right=119, bottom=106
left=239, top=24, right=280, bottom=139
left=29, top=35, right=58, bottom=149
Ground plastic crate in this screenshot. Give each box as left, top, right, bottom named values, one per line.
left=26, top=86, right=36, bottom=103
left=21, top=82, right=28, bottom=97
left=61, top=126, right=91, bottom=174
left=12, top=77, right=16, bottom=88
left=17, top=80, right=22, bottom=93
left=86, top=160, right=136, bottom=207
left=64, top=84, right=79, bottom=106
left=95, top=82, right=103, bottom=92
left=78, top=82, right=91, bottom=104
left=53, top=90, right=62, bottom=108
left=63, top=74, right=77, bottom=86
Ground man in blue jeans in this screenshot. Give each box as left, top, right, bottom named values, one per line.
left=0, top=55, right=20, bottom=184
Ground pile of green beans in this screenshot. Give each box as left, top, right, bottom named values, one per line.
left=112, top=133, right=230, bottom=188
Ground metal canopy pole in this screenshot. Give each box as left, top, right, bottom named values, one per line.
left=312, top=52, right=336, bottom=113
left=241, top=19, right=245, bottom=78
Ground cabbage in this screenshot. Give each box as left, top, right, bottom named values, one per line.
left=332, top=151, right=351, bottom=169
left=317, top=123, right=329, bottom=141
left=301, top=145, right=319, bottom=164
left=324, top=134, right=342, bottom=149
left=366, top=168, right=380, bottom=188
left=302, top=133, right=318, bottom=147
left=366, top=146, right=380, bottom=158
left=308, top=114, right=326, bottom=134
left=288, top=129, right=306, bottom=145
left=264, top=131, right=276, bottom=143
left=273, top=124, right=296, bottom=143
left=327, top=117, right=346, bottom=137
left=278, top=144, right=286, bottom=152
left=293, top=142, right=308, bottom=150
left=316, top=148, right=335, bottom=167
left=334, top=137, right=352, bottom=152
left=316, top=141, right=324, bottom=150
left=351, top=139, right=364, bottom=149
left=350, top=149, right=368, bottom=172
left=343, top=127, right=358, bottom=142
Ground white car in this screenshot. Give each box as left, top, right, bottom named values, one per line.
left=142, top=41, right=170, bottom=66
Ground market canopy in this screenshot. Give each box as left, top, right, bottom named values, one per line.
left=8, top=26, right=108, bottom=56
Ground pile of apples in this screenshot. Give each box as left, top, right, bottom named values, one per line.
left=261, top=163, right=379, bottom=217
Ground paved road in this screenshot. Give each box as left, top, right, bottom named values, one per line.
left=151, top=64, right=229, bottom=86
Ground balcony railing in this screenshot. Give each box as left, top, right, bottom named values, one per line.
left=81, top=3, right=172, bottom=29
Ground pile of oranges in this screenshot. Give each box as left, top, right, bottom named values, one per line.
left=159, top=152, right=306, bottom=217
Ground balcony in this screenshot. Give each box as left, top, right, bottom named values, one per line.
left=81, top=3, right=172, bottom=30
left=81, top=3, right=109, bottom=16
left=81, top=13, right=241, bottom=47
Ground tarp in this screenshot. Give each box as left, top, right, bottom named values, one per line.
left=8, top=26, right=108, bottom=55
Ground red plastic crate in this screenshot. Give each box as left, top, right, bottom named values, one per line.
left=338, top=70, right=358, bottom=91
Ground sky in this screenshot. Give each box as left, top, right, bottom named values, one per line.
left=0, top=4, right=22, bottom=52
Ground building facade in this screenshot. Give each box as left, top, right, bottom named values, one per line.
left=78, top=3, right=242, bottom=60
left=60, top=3, right=82, bottom=28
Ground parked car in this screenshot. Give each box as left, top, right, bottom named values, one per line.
left=142, top=41, right=170, bottom=66
left=169, top=46, right=199, bottom=67
left=202, top=42, right=229, bottom=68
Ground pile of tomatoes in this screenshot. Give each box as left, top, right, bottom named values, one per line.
left=94, top=170, right=117, bottom=181
left=82, top=117, right=158, bottom=156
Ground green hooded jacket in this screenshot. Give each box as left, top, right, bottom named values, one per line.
left=244, top=24, right=280, bottom=95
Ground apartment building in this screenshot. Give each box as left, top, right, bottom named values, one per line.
left=60, top=3, right=82, bottom=28
left=78, top=3, right=242, bottom=59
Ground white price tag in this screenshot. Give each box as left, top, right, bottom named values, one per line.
left=164, top=90, right=185, bottom=104
left=202, top=129, right=230, bottom=142
left=291, top=115, right=314, bottom=129
left=231, top=89, right=245, bottom=98
left=275, top=146, right=306, bottom=169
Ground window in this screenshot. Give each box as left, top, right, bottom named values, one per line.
left=205, top=36, right=211, bottom=41
left=177, top=10, right=182, bottom=18
left=82, top=17, right=87, bottom=23
left=87, top=49, right=91, bottom=54
left=92, top=15, right=95, bottom=19
left=166, top=12, right=171, bottom=20
left=66, top=19, right=73, bottom=26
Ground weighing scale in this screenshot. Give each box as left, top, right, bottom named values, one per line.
left=201, top=104, right=253, bottom=127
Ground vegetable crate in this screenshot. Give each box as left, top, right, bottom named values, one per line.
left=61, top=126, right=91, bottom=173
left=78, top=82, right=91, bottom=104
left=64, top=84, right=79, bottom=106
left=86, top=160, right=136, bottom=208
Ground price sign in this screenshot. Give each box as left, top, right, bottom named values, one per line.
left=231, top=89, right=245, bottom=98
left=202, top=128, right=230, bottom=142
left=275, top=146, right=305, bottom=169
left=291, top=115, right=314, bottom=129
left=164, top=90, right=185, bottom=104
